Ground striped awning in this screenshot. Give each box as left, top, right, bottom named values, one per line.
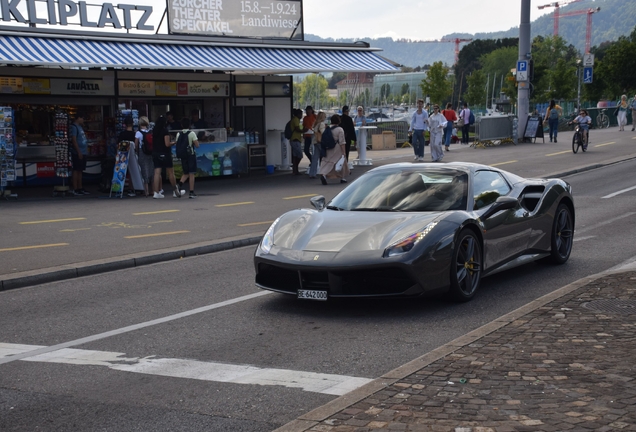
left=0, top=35, right=398, bottom=73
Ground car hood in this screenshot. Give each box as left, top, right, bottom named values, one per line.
left=271, top=209, right=443, bottom=253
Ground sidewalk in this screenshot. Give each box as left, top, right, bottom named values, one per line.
left=277, top=266, right=636, bottom=432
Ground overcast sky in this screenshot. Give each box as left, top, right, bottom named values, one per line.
left=303, top=0, right=551, bottom=40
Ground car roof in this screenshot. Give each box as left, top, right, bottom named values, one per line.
left=367, top=162, right=526, bottom=184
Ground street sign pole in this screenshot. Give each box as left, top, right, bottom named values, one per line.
left=517, top=0, right=531, bottom=140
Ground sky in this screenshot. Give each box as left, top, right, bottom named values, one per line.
left=302, top=0, right=553, bottom=41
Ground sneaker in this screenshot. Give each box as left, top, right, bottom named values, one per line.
left=340, top=179, right=347, bottom=184
left=320, top=175, right=328, bottom=185
left=127, top=191, right=136, bottom=197
left=78, top=189, right=90, bottom=195
left=413, top=155, right=419, bottom=161
left=419, top=157, right=425, bottom=161
left=153, top=192, right=164, bottom=199
left=189, top=191, right=198, bottom=199
left=72, top=189, right=83, bottom=196
left=159, top=189, right=164, bottom=194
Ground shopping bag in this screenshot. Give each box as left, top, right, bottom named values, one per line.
left=335, top=155, right=345, bottom=172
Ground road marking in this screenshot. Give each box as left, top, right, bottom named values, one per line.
left=0, top=243, right=69, bottom=253
left=490, top=160, right=517, bottom=167
left=283, top=194, right=317, bottom=200
left=575, top=212, right=636, bottom=235
left=147, top=220, right=173, bottom=224
left=237, top=221, right=274, bottom=227
left=602, top=185, right=636, bottom=199
left=0, top=292, right=271, bottom=366
left=124, top=231, right=190, bottom=239
left=19, top=218, right=86, bottom=225
left=133, top=210, right=180, bottom=215
left=545, top=150, right=571, bottom=156
left=0, top=343, right=372, bottom=396
left=594, top=141, right=615, bottom=147
left=59, top=228, right=91, bottom=232
left=573, top=235, right=595, bottom=242
left=215, top=201, right=254, bottom=207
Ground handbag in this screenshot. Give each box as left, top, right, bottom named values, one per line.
left=456, top=110, right=465, bottom=127
left=335, top=155, right=345, bottom=172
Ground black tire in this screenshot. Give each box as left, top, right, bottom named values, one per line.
left=548, top=203, right=574, bottom=264
left=448, top=229, right=482, bottom=302
left=572, top=133, right=579, bottom=153
left=602, top=115, right=610, bottom=129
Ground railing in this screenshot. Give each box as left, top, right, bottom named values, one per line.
left=367, top=120, right=410, bottom=144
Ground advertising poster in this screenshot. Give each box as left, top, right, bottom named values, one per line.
left=110, top=141, right=131, bottom=196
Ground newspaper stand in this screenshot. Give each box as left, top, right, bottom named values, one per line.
left=109, top=140, right=132, bottom=198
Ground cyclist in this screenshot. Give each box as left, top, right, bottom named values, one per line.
left=569, top=109, right=592, bottom=149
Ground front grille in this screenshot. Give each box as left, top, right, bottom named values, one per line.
left=333, top=267, right=415, bottom=296
left=301, top=271, right=330, bottom=290
left=256, top=263, right=299, bottom=294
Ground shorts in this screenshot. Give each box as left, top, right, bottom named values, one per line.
left=71, top=153, right=87, bottom=172
left=290, top=140, right=303, bottom=159
left=153, top=153, right=173, bottom=169
left=180, top=154, right=197, bottom=174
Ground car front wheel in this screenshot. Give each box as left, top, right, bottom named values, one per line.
left=548, top=203, right=573, bottom=264
left=449, top=229, right=482, bottom=302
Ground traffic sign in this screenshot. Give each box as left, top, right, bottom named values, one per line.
left=516, top=60, right=528, bottom=81
left=583, top=67, right=593, bottom=84
left=583, top=54, right=595, bottom=67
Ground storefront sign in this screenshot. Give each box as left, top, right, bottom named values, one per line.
left=118, top=81, right=155, bottom=96
left=0, top=0, right=154, bottom=30
left=36, top=162, right=55, bottom=178
left=167, top=0, right=302, bottom=39
left=50, top=78, right=114, bottom=95
left=155, top=81, right=178, bottom=96
left=23, top=78, right=51, bottom=94
left=0, top=77, right=23, bottom=94
left=177, top=81, right=228, bottom=97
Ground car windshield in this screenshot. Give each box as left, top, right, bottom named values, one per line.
left=330, top=168, right=468, bottom=212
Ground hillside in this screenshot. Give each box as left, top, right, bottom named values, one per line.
left=306, top=0, right=635, bottom=68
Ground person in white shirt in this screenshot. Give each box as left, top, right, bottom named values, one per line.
left=459, top=102, right=471, bottom=144
left=409, top=99, right=429, bottom=161
left=428, top=105, right=447, bottom=162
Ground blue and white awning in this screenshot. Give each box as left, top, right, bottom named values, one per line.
left=0, top=35, right=398, bottom=73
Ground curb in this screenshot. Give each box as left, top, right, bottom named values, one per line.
left=0, top=233, right=262, bottom=292
left=272, top=267, right=633, bottom=432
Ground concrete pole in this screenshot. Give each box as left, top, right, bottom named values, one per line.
left=518, top=0, right=531, bottom=139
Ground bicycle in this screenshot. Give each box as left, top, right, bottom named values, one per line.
left=569, top=123, right=588, bottom=153
left=596, top=109, right=610, bottom=129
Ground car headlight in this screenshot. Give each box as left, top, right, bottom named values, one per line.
left=383, top=222, right=438, bottom=257
left=260, top=217, right=281, bottom=254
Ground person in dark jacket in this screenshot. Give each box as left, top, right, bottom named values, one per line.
left=340, top=105, right=356, bottom=161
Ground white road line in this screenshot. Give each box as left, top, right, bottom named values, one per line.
left=574, top=212, right=636, bottom=235
left=573, top=235, right=595, bottom=242
left=0, top=343, right=372, bottom=396
left=602, top=185, right=636, bottom=199
left=0, top=291, right=271, bottom=366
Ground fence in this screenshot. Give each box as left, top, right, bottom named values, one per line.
left=475, top=115, right=514, bottom=141
left=368, top=120, right=410, bottom=144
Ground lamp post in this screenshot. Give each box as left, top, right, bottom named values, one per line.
left=576, top=59, right=582, bottom=113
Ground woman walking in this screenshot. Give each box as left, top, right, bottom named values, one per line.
left=135, top=116, right=154, bottom=197
left=617, top=95, right=629, bottom=131
left=441, top=102, right=457, bottom=151
left=308, top=111, right=326, bottom=179
left=319, top=115, right=349, bottom=185
left=428, top=105, right=447, bottom=162
left=544, top=100, right=562, bottom=143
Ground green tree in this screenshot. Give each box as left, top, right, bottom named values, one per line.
left=479, top=46, right=518, bottom=83
left=548, top=58, right=577, bottom=101
left=328, top=72, right=347, bottom=89
left=297, top=74, right=329, bottom=109
left=401, top=83, right=410, bottom=96
left=464, top=69, right=487, bottom=106
left=530, top=35, right=579, bottom=102
left=380, top=83, right=391, bottom=103
left=420, top=61, right=452, bottom=106
left=598, top=34, right=636, bottom=98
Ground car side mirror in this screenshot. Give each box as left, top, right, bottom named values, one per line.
left=481, top=196, right=518, bottom=220
left=310, top=195, right=326, bottom=211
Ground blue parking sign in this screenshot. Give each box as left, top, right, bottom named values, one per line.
left=516, top=61, right=528, bottom=81
left=583, top=67, right=593, bottom=84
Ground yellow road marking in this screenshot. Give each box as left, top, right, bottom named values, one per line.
left=632, top=137, right=636, bottom=140
left=237, top=221, right=275, bottom=227
left=283, top=194, right=317, bottom=200
left=147, top=220, right=173, bottom=224
left=124, top=231, right=190, bottom=239
left=59, top=228, right=91, bottom=232
left=546, top=150, right=571, bottom=156
left=491, top=160, right=517, bottom=166
left=594, top=141, right=615, bottom=147
left=133, top=210, right=180, bottom=215
left=19, top=218, right=86, bottom=225
left=0, top=243, right=69, bottom=252
left=215, top=202, right=254, bottom=207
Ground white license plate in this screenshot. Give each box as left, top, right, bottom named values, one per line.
left=297, top=289, right=328, bottom=301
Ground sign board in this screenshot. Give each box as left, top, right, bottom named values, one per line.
left=155, top=82, right=178, bottom=97
left=24, top=78, right=51, bottom=94
left=583, top=54, right=595, bottom=67
left=0, top=77, right=23, bottom=94
left=167, top=0, right=303, bottom=39
left=516, top=60, right=528, bottom=81
left=583, top=67, right=593, bottom=84
left=523, top=116, right=544, bottom=142
left=50, top=79, right=114, bottom=95
left=177, top=82, right=229, bottom=97
left=118, top=81, right=156, bottom=96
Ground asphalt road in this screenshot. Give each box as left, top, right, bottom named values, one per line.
left=1, top=157, right=636, bottom=431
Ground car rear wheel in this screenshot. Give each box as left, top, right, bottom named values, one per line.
left=548, top=203, right=573, bottom=264
left=449, top=229, right=482, bottom=302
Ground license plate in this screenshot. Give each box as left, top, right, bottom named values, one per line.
left=297, top=289, right=328, bottom=301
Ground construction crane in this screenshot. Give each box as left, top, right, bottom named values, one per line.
left=559, top=7, right=601, bottom=54
left=395, top=38, right=472, bottom=65
left=537, top=0, right=582, bottom=36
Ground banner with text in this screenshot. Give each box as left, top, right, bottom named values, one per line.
left=167, top=0, right=303, bottom=39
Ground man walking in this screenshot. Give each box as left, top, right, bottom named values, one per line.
left=340, top=106, right=356, bottom=161
left=409, top=99, right=429, bottom=161
left=176, top=118, right=200, bottom=198
left=69, top=112, right=89, bottom=195
left=290, top=109, right=304, bottom=175
left=302, top=106, right=316, bottom=163
left=459, top=102, right=471, bottom=145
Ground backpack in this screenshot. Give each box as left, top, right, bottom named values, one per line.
left=321, top=126, right=336, bottom=149
left=175, top=130, right=192, bottom=158
left=469, top=111, right=475, bottom=125
left=549, top=108, right=559, bottom=119
left=139, top=129, right=153, bottom=155
left=284, top=120, right=292, bottom=140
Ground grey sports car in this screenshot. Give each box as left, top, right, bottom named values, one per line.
left=254, top=162, right=574, bottom=302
